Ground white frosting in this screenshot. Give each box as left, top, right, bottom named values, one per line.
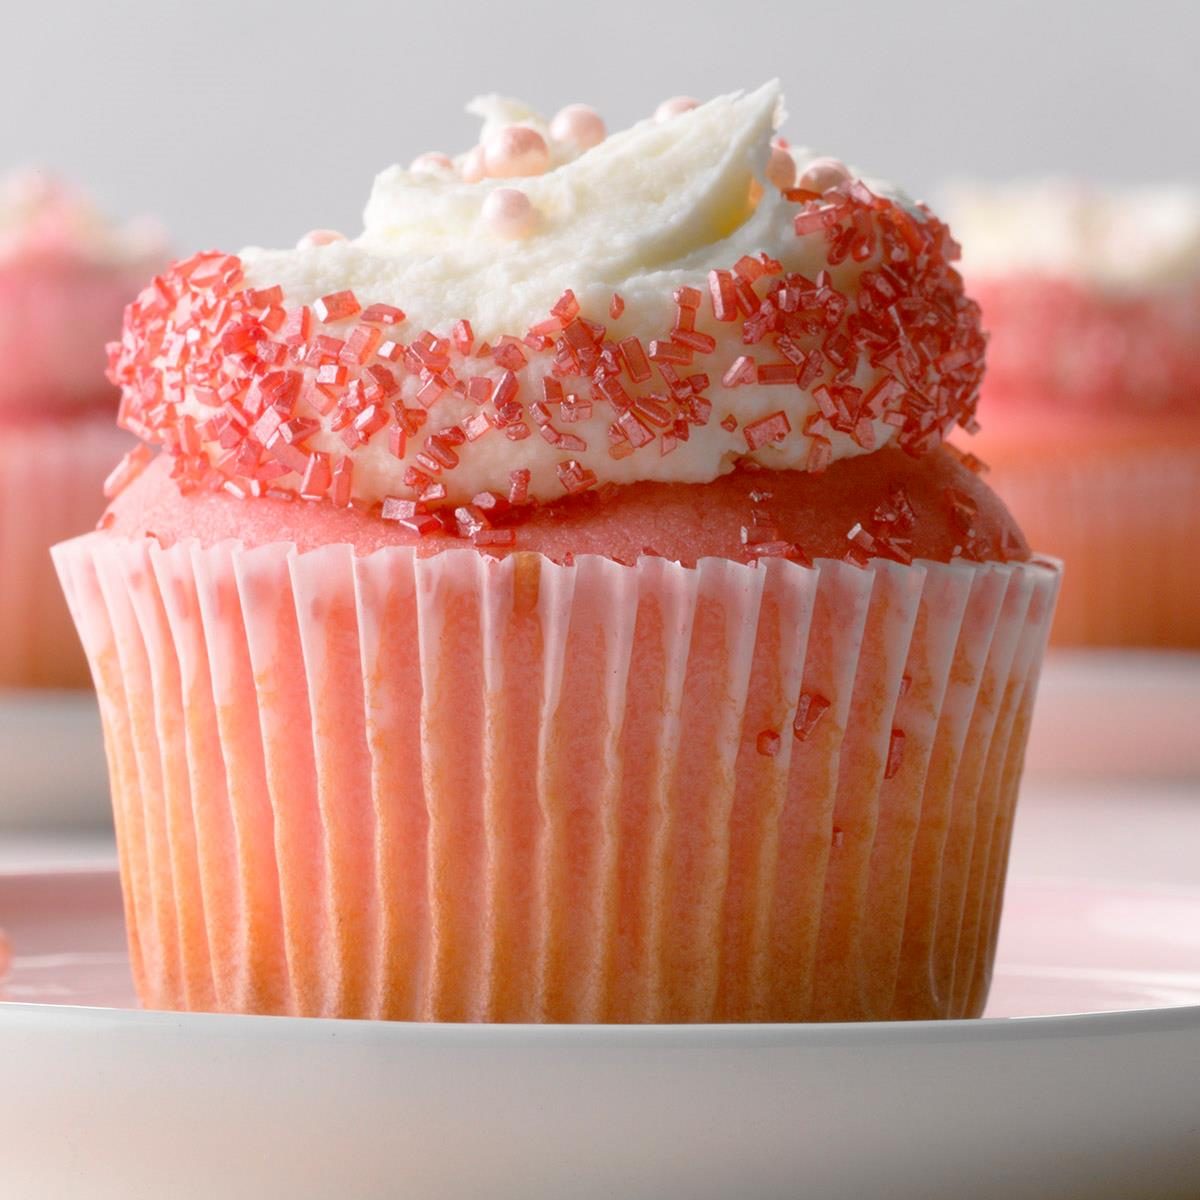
left=944, top=180, right=1200, bottom=288
left=0, top=170, right=166, bottom=267
left=230, top=85, right=928, bottom=507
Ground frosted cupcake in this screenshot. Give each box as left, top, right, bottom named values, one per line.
left=945, top=182, right=1200, bottom=646
left=0, top=170, right=166, bottom=686
left=56, top=85, right=1058, bottom=1023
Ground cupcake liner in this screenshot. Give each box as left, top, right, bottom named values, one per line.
left=986, top=443, right=1200, bottom=647
left=55, top=533, right=1060, bottom=1022
left=0, top=416, right=128, bottom=687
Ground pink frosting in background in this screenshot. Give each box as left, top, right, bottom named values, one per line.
left=0, top=170, right=167, bottom=417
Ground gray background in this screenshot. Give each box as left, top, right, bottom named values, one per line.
left=1, top=0, right=1195, bottom=252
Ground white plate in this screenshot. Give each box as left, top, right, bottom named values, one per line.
left=0, top=689, right=109, bottom=828
left=2, top=777, right=1199, bottom=1200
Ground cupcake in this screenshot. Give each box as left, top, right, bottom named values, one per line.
left=55, top=85, right=1059, bottom=1023
left=0, top=170, right=166, bottom=686
left=945, top=181, right=1200, bottom=646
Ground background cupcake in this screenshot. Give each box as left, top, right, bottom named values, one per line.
left=56, top=85, right=1058, bottom=1023
left=944, top=181, right=1200, bottom=646
left=0, top=169, right=166, bottom=686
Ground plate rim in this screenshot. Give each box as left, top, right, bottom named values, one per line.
left=2, top=996, right=1199, bottom=1045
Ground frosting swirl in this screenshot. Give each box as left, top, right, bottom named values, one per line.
left=109, top=84, right=984, bottom=519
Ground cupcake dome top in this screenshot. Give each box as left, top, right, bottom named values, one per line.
left=107, top=83, right=985, bottom=520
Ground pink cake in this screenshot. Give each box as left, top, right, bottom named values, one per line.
left=0, top=171, right=166, bottom=686
left=946, top=182, right=1200, bottom=646
left=56, top=87, right=1059, bottom=1022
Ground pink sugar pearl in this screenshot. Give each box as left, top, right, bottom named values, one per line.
left=297, top=229, right=346, bottom=249
left=410, top=152, right=454, bottom=176
left=766, top=145, right=796, bottom=191
left=483, top=126, right=550, bottom=179
left=799, top=157, right=851, bottom=194
left=461, top=145, right=486, bottom=184
left=655, top=96, right=699, bottom=122
left=482, top=187, right=536, bottom=239
left=549, top=104, right=606, bottom=151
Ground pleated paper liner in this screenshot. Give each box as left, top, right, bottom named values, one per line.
left=986, top=444, right=1200, bottom=647
left=0, top=416, right=128, bottom=687
left=54, top=534, right=1059, bottom=1022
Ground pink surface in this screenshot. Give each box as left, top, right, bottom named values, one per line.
left=105, top=445, right=1029, bottom=567
left=0, top=414, right=129, bottom=686
left=54, top=531, right=1058, bottom=1023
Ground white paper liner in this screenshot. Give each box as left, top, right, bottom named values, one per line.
left=55, top=532, right=1060, bottom=1022
left=0, top=417, right=127, bottom=685
left=990, top=446, right=1200, bottom=646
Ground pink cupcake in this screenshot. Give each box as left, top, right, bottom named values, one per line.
left=56, top=86, right=1058, bottom=1022
left=945, top=182, right=1200, bottom=646
left=0, top=170, right=166, bottom=686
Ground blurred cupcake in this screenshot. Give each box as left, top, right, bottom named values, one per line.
left=56, top=85, right=1058, bottom=1023
left=945, top=181, right=1200, bottom=646
left=0, top=169, right=166, bottom=686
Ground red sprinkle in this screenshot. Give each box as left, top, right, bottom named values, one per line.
left=722, top=355, right=756, bottom=387
left=793, top=693, right=831, bottom=741
left=885, top=729, right=906, bottom=779
left=330, top=457, right=354, bottom=508
left=551, top=290, right=580, bottom=323
left=508, top=468, right=531, bottom=506
left=708, top=269, right=739, bottom=322
left=806, top=436, right=832, bottom=474
left=743, top=411, right=791, bottom=451
left=103, top=445, right=154, bottom=499
left=757, top=730, right=781, bottom=757
left=449, top=318, right=474, bottom=354
left=755, top=363, right=799, bottom=386
left=361, top=303, right=406, bottom=326
left=313, top=291, right=361, bottom=323
left=620, top=336, right=652, bottom=383
left=557, top=459, right=598, bottom=495
left=106, top=180, right=984, bottom=538
left=473, top=528, right=516, bottom=548
left=299, top=451, right=332, bottom=500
